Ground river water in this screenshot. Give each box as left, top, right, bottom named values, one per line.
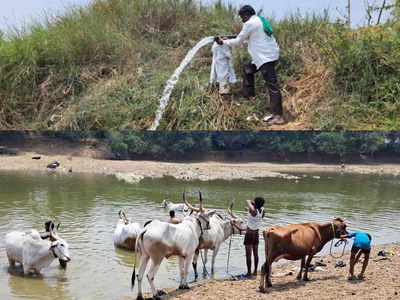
left=0, top=170, right=399, bottom=299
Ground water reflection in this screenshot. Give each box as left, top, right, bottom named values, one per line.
left=6, top=265, right=72, bottom=300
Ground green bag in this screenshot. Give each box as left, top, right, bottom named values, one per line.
left=259, top=16, right=273, bottom=37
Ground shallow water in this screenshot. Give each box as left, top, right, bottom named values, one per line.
left=0, top=170, right=399, bottom=299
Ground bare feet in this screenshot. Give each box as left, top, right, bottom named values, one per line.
left=348, top=275, right=356, bottom=281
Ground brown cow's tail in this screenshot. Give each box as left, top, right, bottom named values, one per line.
left=131, top=229, right=146, bottom=289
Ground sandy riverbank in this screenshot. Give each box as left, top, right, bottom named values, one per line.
left=122, top=243, right=400, bottom=300
left=1, top=151, right=400, bottom=183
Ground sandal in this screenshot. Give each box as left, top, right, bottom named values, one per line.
left=264, top=117, right=285, bottom=126
left=263, top=114, right=274, bottom=122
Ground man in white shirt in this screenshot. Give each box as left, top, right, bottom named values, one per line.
left=216, top=5, right=284, bottom=126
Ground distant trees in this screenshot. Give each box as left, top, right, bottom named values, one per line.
left=1, top=131, right=398, bottom=161
left=100, top=131, right=395, bottom=159
left=364, top=0, right=396, bottom=25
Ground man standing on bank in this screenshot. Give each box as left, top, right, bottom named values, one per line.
left=216, top=5, right=284, bottom=126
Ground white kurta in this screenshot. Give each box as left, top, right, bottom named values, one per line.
left=224, top=15, right=279, bottom=69
left=209, top=42, right=237, bottom=85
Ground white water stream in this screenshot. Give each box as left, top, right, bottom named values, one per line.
left=150, top=36, right=215, bottom=130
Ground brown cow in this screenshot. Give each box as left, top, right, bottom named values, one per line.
left=259, top=217, right=347, bottom=292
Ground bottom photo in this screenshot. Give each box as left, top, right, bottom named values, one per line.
left=0, top=131, right=399, bottom=300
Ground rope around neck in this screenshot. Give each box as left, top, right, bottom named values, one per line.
left=329, top=223, right=347, bottom=258
left=226, top=234, right=233, bottom=274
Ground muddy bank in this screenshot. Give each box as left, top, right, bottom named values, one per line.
left=122, top=243, right=400, bottom=300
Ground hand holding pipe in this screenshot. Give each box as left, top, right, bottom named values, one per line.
left=214, top=35, right=237, bottom=45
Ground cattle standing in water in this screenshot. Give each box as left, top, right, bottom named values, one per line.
left=5, top=229, right=71, bottom=275
left=161, top=199, right=188, bottom=212
left=40, top=220, right=68, bottom=268
left=132, top=192, right=216, bottom=300
left=192, top=208, right=246, bottom=278
left=259, top=217, right=347, bottom=292
left=114, top=211, right=142, bottom=250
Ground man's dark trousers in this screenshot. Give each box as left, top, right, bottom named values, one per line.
left=242, top=61, right=282, bottom=116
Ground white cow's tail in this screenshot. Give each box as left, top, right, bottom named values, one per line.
left=131, top=229, right=146, bottom=289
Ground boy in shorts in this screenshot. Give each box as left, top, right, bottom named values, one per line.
left=340, top=232, right=372, bottom=280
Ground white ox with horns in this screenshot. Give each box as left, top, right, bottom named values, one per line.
left=191, top=206, right=246, bottom=278
left=132, top=192, right=216, bottom=300
left=160, top=199, right=188, bottom=212
left=5, top=229, right=71, bottom=275
left=114, top=211, right=142, bottom=250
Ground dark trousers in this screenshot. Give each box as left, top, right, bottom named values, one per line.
left=243, top=61, right=283, bottom=116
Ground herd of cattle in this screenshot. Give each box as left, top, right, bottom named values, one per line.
left=4, top=192, right=348, bottom=299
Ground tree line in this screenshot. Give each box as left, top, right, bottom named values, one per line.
left=1, top=131, right=394, bottom=160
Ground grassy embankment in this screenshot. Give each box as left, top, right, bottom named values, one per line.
left=0, top=0, right=399, bottom=130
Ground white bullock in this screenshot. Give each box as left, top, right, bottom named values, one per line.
left=114, top=211, right=142, bottom=250
left=132, top=192, right=215, bottom=300
left=192, top=209, right=246, bottom=278
left=160, top=199, right=188, bottom=212
left=5, top=229, right=71, bottom=275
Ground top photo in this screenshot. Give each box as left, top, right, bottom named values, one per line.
left=0, top=0, right=399, bottom=130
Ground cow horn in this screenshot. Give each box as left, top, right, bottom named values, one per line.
left=56, top=223, right=60, bottom=231
left=119, top=210, right=122, bottom=217
left=199, top=191, right=203, bottom=212
left=49, top=230, right=57, bottom=242
left=183, top=191, right=186, bottom=202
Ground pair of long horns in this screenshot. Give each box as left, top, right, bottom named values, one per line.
left=183, top=191, right=203, bottom=212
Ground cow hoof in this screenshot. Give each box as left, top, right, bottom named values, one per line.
left=303, top=277, right=310, bottom=282
left=267, top=283, right=272, bottom=288
left=157, top=290, right=166, bottom=296
left=259, top=287, right=265, bottom=293
left=152, top=296, right=162, bottom=300
left=296, top=275, right=302, bottom=280
left=136, top=296, right=144, bottom=300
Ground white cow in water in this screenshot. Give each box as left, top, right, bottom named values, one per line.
left=160, top=199, right=188, bottom=212
left=192, top=208, right=246, bottom=278
left=113, top=211, right=142, bottom=250
left=5, top=229, right=71, bottom=275
left=132, top=192, right=216, bottom=300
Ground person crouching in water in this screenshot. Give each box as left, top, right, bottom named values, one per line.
left=168, top=210, right=181, bottom=224
left=340, top=232, right=372, bottom=280
left=244, top=197, right=265, bottom=277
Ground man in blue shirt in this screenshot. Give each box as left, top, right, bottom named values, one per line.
left=340, top=232, right=372, bottom=280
